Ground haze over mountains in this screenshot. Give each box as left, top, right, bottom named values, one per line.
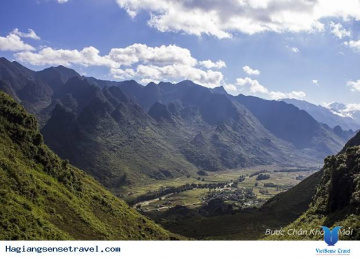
left=0, top=57, right=355, bottom=190
left=283, top=98, right=360, bottom=131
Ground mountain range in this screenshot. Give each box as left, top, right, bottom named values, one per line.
left=0, top=57, right=354, bottom=191
left=283, top=98, right=360, bottom=131
left=0, top=57, right=359, bottom=241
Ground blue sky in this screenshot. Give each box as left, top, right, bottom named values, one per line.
left=1, top=0, right=360, bottom=106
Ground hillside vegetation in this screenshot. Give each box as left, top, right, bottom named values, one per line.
left=270, top=144, right=360, bottom=240
left=0, top=91, right=177, bottom=240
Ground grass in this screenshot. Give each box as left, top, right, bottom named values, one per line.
left=145, top=168, right=323, bottom=240
left=0, top=91, right=180, bottom=240
left=268, top=147, right=360, bottom=240
left=126, top=164, right=319, bottom=240
left=127, top=165, right=315, bottom=207
left=139, top=188, right=209, bottom=212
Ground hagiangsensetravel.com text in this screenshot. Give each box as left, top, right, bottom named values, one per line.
left=5, top=245, right=121, bottom=254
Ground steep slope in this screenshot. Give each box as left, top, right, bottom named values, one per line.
left=273, top=137, right=360, bottom=240
left=0, top=59, right=319, bottom=188
left=121, top=80, right=319, bottom=169
left=118, top=80, right=348, bottom=161
left=41, top=77, right=197, bottom=188
left=0, top=58, right=77, bottom=125
left=40, top=78, right=334, bottom=186
left=35, top=65, right=81, bottom=93
left=0, top=91, right=177, bottom=240
left=0, top=58, right=53, bottom=118
left=234, top=95, right=348, bottom=159
left=283, top=98, right=360, bottom=131
left=0, top=58, right=344, bottom=190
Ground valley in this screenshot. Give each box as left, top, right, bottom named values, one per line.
left=125, top=165, right=317, bottom=211
left=122, top=165, right=318, bottom=239
left=1, top=0, right=360, bottom=248
left=0, top=58, right=358, bottom=241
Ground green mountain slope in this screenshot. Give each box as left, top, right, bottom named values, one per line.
left=271, top=144, right=360, bottom=240
left=0, top=91, right=177, bottom=240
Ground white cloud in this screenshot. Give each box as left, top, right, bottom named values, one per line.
left=236, top=77, right=268, bottom=94
left=135, top=64, right=223, bottom=88
left=199, top=60, right=226, bottom=69
left=343, top=103, right=360, bottom=111
left=110, top=67, right=136, bottom=79
left=312, top=79, right=319, bottom=86
left=344, top=40, right=360, bottom=52
left=348, top=80, right=360, bottom=92
left=323, top=102, right=360, bottom=118
left=116, top=0, right=360, bottom=38
left=329, top=22, right=351, bottom=39
left=12, top=28, right=40, bottom=40
left=15, top=46, right=117, bottom=67
left=287, top=91, right=307, bottom=99
left=223, top=83, right=238, bottom=94
left=0, top=33, right=35, bottom=52
left=108, top=44, right=197, bottom=66
left=236, top=77, right=306, bottom=100
left=15, top=43, right=224, bottom=88
left=243, top=65, right=260, bottom=76
left=291, top=47, right=300, bottom=53
left=57, top=0, right=69, bottom=3
left=139, top=78, right=160, bottom=85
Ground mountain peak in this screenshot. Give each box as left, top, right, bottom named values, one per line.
left=211, top=86, right=227, bottom=95
left=0, top=57, right=11, bottom=64
left=176, top=80, right=198, bottom=87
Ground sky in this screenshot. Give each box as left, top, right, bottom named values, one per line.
left=1, top=0, right=360, bottom=107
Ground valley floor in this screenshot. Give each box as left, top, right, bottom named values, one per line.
left=119, top=165, right=320, bottom=239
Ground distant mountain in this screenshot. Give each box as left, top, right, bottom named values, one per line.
left=0, top=91, right=176, bottom=240
left=326, top=102, right=347, bottom=112
left=42, top=77, right=316, bottom=188
left=283, top=98, right=360, bottom=131
left=116, top=79, right=347, bottom=160
left=114, top=81, right=352, bottom=158
left=0, top=57, right=52, bottom=119
left=41, top=77, right=197, bottom=188
left=0, top=57, right=352, bottom=190
left=326, top=102, right=360, bottom=126
left=232, top=95, right=349, bottom=159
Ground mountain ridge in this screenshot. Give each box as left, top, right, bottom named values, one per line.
left=283, top=98, right=360, bottom=131
left=0, top=58, right=352, bottom=190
